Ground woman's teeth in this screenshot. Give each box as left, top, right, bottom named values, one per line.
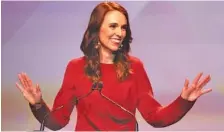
left=111, top=39, right=121, bottom=43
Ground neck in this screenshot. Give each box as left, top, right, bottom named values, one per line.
left=99, top=46, right=115, bottom=64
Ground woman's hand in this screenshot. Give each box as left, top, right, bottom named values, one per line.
left=16, top=72, right=42, bottom=105
left=181, top=72, right=212, bottom=101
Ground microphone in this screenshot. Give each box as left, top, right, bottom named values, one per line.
left=96, top=81, right=139, bottom=131
left=39, top=82, right=98, bottom=131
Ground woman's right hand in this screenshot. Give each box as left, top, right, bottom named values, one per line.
left=16, top=72, right=42, bottom=105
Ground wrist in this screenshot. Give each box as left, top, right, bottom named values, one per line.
left=180, top=94, right=188, bottom=100
left=31, top=98, right=44, bottom=110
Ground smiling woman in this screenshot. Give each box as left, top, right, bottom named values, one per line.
left=80, top=2, right=133, bottom=83
left=15, top=1, right=212, bottom=131
left=99, top=10, right=127, bottom=51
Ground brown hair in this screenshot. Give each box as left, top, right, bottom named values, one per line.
left=80, top=2, right=133, bottom=83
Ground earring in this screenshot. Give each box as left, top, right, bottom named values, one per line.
left=95, top=41, right=101, bottom=49
left=118, top=44, right=123, bottom=50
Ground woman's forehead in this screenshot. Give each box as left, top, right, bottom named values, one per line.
left=103, top=10, right=127, bottom=25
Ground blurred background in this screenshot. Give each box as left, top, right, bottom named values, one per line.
left=2, top=1, right=224, bottom=131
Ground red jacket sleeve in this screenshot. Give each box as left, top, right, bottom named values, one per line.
left=29, top=60, right=77, bottom=130
left=135, top=60, right=196, bottom=128
left=50, top=60, right=77, bottom=127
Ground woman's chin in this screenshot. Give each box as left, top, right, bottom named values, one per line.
left=102, top=45, right=120, bottom=53
left=104, top=45, right=118, bottom=52
left=110, top=47, right=119, bottom=52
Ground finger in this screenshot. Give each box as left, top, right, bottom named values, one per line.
left=200, top=88, right=212, bottom=96
left=23, top=73, right=33, bottom=87
left=197, top=75, right=211, bottom=89
left=184, top=78, right=189, bottom=90
left=192, top=72, right=203, bottom=86
left=21, top=72, right=30, bottom=88
left=36, top=84, right=41, bottom=93
left=18, top=73, right=26, bottom=88
left=16, top=82, right=25, bottom=93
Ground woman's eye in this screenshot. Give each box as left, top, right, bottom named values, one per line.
left=110, top=24, right=116, bottom=29
left=122, top=26, right=127, bottom=30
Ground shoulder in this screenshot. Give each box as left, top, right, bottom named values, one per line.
left=68, top=56, right=85, bottom=65
left=128, top=55, right=144, bottom=68
left=128, top=55, right=148, bottom=76
left=66, top=56, right=86, bottom=69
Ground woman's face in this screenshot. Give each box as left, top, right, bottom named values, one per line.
left=98, top=10, right=127, bottom=52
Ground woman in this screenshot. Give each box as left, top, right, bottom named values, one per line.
left=16, top=2, right=212, bottom=131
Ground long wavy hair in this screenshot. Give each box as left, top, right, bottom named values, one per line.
left=80, top=2, right=133, bottom=83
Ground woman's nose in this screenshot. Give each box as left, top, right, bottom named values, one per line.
left=115, top=28, right=122, bottom=37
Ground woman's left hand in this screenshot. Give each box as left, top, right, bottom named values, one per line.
left=181, top=72, right=212, bottom=101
